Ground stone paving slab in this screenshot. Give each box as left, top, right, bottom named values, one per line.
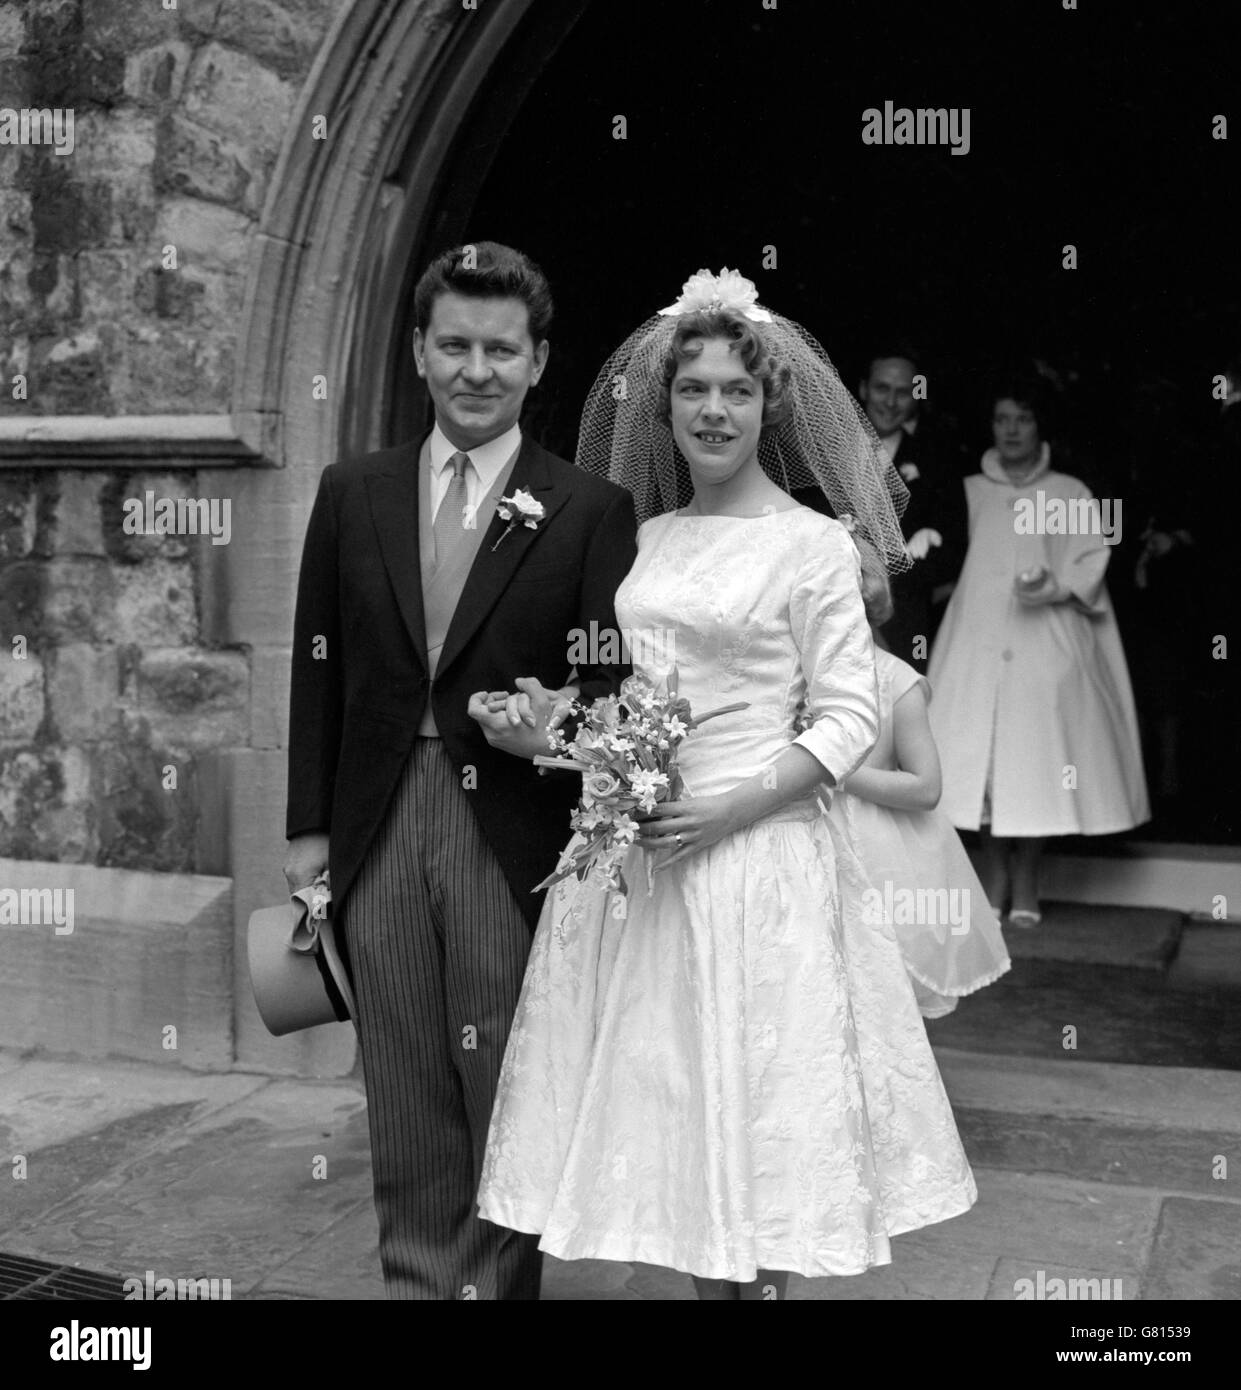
left=1143, top=1197, right=1241, bottom=1300
left=894, top=1169, right=1160, bottom=1276
left=0, top=1048, right=1233, bottom=1300
left=248, top=1197, right=382, bottom=1300
left=1, top=1102, right=217, bottom=1240
left=0, top=1052, right=267, bottom=1153
left=1, top=1080, right=372, bottom=1292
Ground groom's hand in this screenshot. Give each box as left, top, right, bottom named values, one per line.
left=284, top=832, right=329, bottom=896
left=506, top=676, right=572, bottom=730
left=468, top=678, right=564, bottom=760
left=483, top=678, right=577, bottom=731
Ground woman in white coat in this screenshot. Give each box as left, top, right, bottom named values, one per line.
left=926, top=376, right=1149, bottom=925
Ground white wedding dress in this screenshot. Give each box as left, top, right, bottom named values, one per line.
left=477, top=508, right=976, bottom=1281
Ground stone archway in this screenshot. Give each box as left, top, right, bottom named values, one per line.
left=213, top=0, right=588, bottom=1074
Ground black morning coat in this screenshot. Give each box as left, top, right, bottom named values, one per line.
left=286, top=432, right=638, bottom=932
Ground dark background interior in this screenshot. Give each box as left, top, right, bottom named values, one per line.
left=398, top=0, right=1240, bottom=844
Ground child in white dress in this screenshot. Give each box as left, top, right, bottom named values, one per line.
left=826, top=549, right=1011, bottom=1016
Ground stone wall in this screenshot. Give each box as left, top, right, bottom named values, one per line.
left=0, top=466, right=250, bottom=871
left=0, top=0, right=335, bottom=876
left=0, top=0, right=346, bottom=1072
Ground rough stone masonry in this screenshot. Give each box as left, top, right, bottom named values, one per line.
left=0, top=0, right=335, bottom=874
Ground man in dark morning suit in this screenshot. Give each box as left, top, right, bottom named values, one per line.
left=794, top=350, right=965, bottom=671
left=284, top=243, right=638, bottom=1300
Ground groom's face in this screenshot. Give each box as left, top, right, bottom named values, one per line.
left=414, top=292, right=549, bottom=450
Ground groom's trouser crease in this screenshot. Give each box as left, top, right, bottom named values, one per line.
left=341, top=737, right=542, bottom=1299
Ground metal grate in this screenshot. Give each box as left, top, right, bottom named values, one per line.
left=0, top=1251, right=126, bottom=1300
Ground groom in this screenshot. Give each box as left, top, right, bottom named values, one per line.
left=284, top=241, right=637, bottom=1299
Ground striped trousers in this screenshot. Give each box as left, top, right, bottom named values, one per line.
left=341, top=737, right=542, bottom=1300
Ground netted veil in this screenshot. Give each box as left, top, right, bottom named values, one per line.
left=574, top=269, right=912, bottom=573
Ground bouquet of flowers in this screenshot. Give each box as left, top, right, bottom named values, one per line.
left=532, top=669, right=748, bottom=898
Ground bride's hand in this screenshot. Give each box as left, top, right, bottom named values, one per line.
left=637, top=793, right=743, bottom=872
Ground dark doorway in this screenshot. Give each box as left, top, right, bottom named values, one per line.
left=398, top=0, right=1241, bottom=847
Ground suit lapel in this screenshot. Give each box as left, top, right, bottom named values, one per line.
left=437, top=436, right=569, bottom=678
left=365, top=438, right=429, bottom=673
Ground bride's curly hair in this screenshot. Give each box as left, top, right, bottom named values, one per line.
left=656, top=308, right=793, bottom=432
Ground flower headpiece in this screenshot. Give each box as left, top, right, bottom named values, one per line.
left=657, top=268, right=773, bottom=324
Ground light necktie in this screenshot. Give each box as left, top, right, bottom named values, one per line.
left=432, top=451, right=470, bottom=566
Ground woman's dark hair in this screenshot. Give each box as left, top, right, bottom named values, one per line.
left=986, top=371, right=1059, bottom=440
left=861, top=344, right=921, bottom=381
left=413, top=240, right=554, bottom=343
left=657, top=308, right=792, bottom=431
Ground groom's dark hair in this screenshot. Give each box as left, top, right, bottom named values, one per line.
left=414, top=240, right=554, bottom=344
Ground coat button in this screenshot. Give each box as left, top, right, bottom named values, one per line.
left=1002, top=649, right=1013, bottom=661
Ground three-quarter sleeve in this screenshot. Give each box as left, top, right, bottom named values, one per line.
left=1050, top=483, right=1111, bottom=615
left=789, top=525, right=880, bottom=785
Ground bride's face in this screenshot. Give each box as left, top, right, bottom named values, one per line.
left=669, top=337, right=764, bottom=484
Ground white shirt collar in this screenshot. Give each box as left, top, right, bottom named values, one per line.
left=429, top=421, right=522, bottom=490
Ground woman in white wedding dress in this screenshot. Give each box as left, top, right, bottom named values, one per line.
left=475, top=272, right=977, bottom=1299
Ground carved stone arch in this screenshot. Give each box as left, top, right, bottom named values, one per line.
left=231, top=0, right=589, bottom=471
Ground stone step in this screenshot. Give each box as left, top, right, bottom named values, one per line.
left=936, top=1048, right=1241, bottom=1196
left=0, top=858, right=234, bottom=1070
left=996, top=900, right=1183, bottom=970
left=926, top=954, right=1241, bottom=1069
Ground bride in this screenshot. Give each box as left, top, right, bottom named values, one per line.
left=468, top=270, right=976, bottom=1300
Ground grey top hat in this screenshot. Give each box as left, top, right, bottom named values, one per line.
left=247, top=875, right=356, bottom=1037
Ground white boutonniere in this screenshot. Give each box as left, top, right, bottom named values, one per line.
left=898, top=461, right=921, bottom=483
left=491, top=488, right=545, bottom=552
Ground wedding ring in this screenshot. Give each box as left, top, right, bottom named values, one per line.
left=674, top=833, right=684, bottom=848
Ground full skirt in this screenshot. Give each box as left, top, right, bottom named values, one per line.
left=477, top=801, right=977, bottom=1282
